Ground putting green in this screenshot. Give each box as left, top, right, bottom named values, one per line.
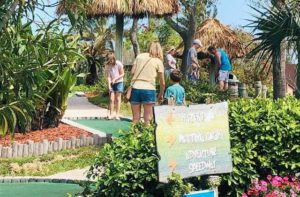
left=74, top=119, right=131, bottom=137
left=0, top=183, right=82, bottom=197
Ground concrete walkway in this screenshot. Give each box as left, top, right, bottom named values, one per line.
left=47, top=167, right=91, bottom=181
left=63, top=96, right=108, bottom=119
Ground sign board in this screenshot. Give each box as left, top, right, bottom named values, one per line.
left=155, top=102, right=232, bottom=183
left=183, top=190, right=217, bottom=197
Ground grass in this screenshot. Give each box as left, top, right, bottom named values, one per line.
left=0, top=146, right=100, bottom=177
left=88, top=95, right=132, bottom=117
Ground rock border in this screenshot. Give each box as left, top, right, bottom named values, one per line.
left=0, top=133, right=112, bottom=159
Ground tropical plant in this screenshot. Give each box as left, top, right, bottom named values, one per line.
left=0, top=1, right=84, bottom=135
left=248, top=0, right=300, bottom=99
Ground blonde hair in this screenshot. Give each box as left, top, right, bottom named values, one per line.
left=106, top=52, right=116, bottom=66
left=148, top=41, right=163, bottom=60
left=105, top=52, right=116, bottom=77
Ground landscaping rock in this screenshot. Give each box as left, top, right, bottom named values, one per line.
left=17, top=144, right=24, bottom=157
left=28, top=140, right=34, bottom=156
left=80, top=135, right=84, bottom=146
left=70, top=136, right=76, bottom=149
left=76, top=139, right=80, bottom=148
left=2, top=147, right=8, bottom=158
left=53, top=141, right=58, bottom=152
left=58, top=138, right=63, bottom=151
left=7, top=147, right=12, bottom=158
left=107, top=134, right=113, bottom=144
left=12, top=142, right=18, bottom=158
left=93, top=134, right=99, bottom=145
left=38, top=143, right=44, bottom=155
left=42, top=140, right=49, bottom=154
left=66, top=140, right=71, bottom=149
left=23, top=144, right=29, bottom=157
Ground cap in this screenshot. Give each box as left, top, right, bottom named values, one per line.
left=193, top=39, right=203, bottom=47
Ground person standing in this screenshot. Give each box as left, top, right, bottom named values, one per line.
left=164, top=69, right=186, bottom=105
left=186, top=39, right=202, bottom=80
left=208, top=46, right=232, bottom=91
left=105, top=52, right=125, bottom=120
left=130, top=41, right=165, bottom=125
left=165, top=46, right=177, bottom=77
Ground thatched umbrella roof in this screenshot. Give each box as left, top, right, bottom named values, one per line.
left=57, top=0, right=179, bottom=61
left=177, top=19, right=249, bottom=59
left=57, top=0, right=180, bottom=17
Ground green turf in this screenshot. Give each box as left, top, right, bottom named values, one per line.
left=0, top=183, right=82, bottom=197
left=74, top=119, right=132, bottom=137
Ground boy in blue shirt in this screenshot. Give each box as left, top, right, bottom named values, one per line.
left=164, top=69, right=186, bottom=105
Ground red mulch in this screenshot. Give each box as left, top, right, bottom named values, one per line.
left=0, top=123, right=92, bottom=147
left=85, top=92, right=99, bottom=98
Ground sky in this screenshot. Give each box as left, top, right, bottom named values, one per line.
left=35, top=0, right=255, bottom=31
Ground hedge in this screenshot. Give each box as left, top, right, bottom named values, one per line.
left=85, top=98, right=300, bottom=197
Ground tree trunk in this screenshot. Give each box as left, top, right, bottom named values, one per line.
left=115, top=14, right=124, bottom=62
left=182, top=36, right=193, bottom=75
left=130, top=18, right=140, bottom=58
left=296, top=42, right=300, bottom=98
left=209, top=61, right=217, bottom=86
left=273, top=41, right=287, bottom=99
left=0, top=0, right=18, bottom=31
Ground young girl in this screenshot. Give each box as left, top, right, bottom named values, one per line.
left=105, top=52, right=125, bottom=120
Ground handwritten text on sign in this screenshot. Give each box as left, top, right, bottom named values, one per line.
left=155, top=102, right=232, bottom=183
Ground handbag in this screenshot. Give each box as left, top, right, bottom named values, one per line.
left=124, top=58, right=152, bottom=103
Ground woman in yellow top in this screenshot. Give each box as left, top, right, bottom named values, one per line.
left=130, top=41, right=165, bottom=125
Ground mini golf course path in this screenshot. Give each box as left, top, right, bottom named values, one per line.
left=63, top=96, right=109, bottom=119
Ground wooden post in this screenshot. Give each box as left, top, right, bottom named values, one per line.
left=115, top=14, right=124, bottom=62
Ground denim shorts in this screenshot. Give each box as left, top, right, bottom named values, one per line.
left=112, top=82, right=124, bottom=93
left=130, top=88, right=156, bottom=104
left=218, top=70, right=230, bottom=82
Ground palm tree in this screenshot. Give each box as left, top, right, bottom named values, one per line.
left=248, top=0, right=300, bottom=99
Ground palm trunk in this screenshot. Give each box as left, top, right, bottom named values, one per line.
left=115, top=14, right=124, bottom=62
left=273, top=41, right=287, bottom=99
left=130, top=18, right=140, bottom=58
left=296, top=42, right=300, bottom=98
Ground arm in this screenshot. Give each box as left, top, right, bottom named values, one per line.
left=131, top=64, right=136, bottom=75
left=215, top=52, right=221, bottom=68
left=112, top=63, right=125, bottom=83
left=158, top=72, right=165, bottom=104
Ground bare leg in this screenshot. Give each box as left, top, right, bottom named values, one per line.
left=219, top=81, right=225, bottom=91
left=131, top=104, right=141, bottom=124
left=108, top=92, right=115, bottom=119
left=143, top=104, right=154, bottom=125
left=115, top=92, right=122, bottom=119
left=224, top=82, right=229, bottom=91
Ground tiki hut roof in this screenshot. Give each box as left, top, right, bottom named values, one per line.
left=57, top=0, right=180, bottom=17
left=177, top=19, right=250, bottom=59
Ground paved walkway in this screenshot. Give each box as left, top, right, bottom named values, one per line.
left=63, top=96, right=109, bottom=119
left=47, top=167, right=91, bottom=181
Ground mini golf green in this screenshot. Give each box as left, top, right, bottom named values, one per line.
left=0, top=182, right=82, bottom=197
left=74, top=119, right=131, bottom=137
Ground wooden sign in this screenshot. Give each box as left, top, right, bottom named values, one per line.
left=154, top=102, right=232, bottom=183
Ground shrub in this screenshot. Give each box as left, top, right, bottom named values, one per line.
left=87, top=123, right=196, bottom=197
left=181, top=79, right=230, bottom=104
left=221, top=98, right=300, bottom=196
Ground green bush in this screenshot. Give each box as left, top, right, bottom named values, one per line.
left=221, top=98, right=300, bottom=196
left=87, top=124, right=195, bottom=197
left=181, top=79, right=230, bottom=104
